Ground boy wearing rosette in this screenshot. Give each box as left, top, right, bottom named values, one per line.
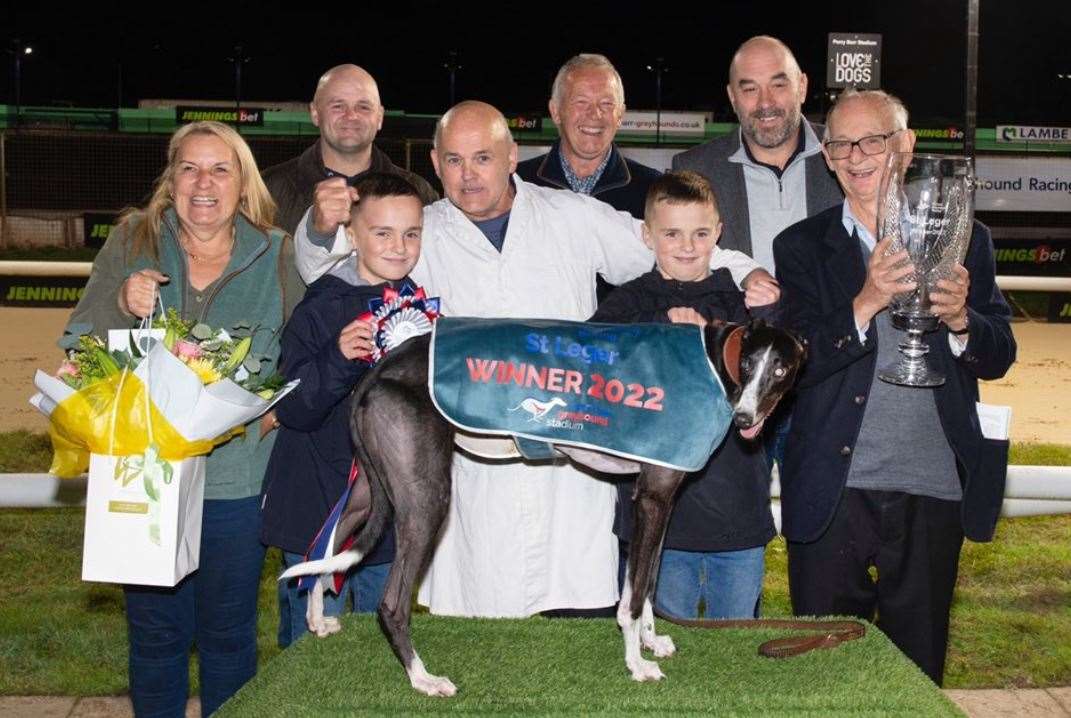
left=261, top=173, right=425, bottom=646
left=590, top=171, right=779, bottom=620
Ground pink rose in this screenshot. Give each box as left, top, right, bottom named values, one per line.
left=173, top=340, right=203, bottom=360
left=57, top=360, right=80, bottom=378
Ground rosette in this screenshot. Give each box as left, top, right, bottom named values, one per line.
left=358, top=281, right=442, bottom=365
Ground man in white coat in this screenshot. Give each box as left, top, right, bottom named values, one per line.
left=292, top=101, right=776, bottom=617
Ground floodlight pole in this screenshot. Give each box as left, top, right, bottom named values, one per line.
left=964, top=0, right=979, bottom=159
left=647, top=58, right=667, bottom=145
left=227, top=45, right=250, bottom=120
left=444, top=50, right=461, bottom=108
left=11, top=39, right=32, bottom=128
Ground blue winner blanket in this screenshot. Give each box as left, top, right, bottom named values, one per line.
left=429, top=317, right=732, bottom=472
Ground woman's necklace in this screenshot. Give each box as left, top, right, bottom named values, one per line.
left=182, top=232, right=235, bottom=264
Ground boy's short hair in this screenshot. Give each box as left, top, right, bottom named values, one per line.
left=351, top=172, right=423, bottom=215
left=644, top=170, right=720, bottom=221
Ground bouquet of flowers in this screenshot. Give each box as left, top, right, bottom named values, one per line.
left=31, top=308, right=299, bottom=586
left=31, top=307, right=297, bottom=478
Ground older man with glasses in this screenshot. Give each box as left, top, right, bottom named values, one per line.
left=772, top=88, right=1016, bottom=686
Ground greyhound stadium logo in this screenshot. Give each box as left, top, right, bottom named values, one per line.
left=508, top=396, right=586, bottom=431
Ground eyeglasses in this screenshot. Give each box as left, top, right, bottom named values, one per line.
left=823, top=130, right=902, bottom=160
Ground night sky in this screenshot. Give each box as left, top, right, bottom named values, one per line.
left=3, top=0, right=1069, bottom=127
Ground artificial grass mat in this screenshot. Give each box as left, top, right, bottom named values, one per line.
left=217, top=614, right=962, bottom=716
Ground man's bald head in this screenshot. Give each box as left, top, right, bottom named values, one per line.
left=725, top=35, right=809, bottom=155
left=309, top=64, right=384, bottom=162
left=433, top=100, right=512, bottom=149
left=431, top=101, right=518, bottom=222
left=313, top=64, right=381, bottom=106
left=728, top=36, right=803, bottom=85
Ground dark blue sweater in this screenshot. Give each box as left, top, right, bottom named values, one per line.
left=590, top=269, right=777, bottom=553
left=260, top=274, right=396, bottom=563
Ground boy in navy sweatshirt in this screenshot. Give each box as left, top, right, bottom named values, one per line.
left=590, top=170, right=778, bottom=619
left=261, top=173, right=424, bottom=646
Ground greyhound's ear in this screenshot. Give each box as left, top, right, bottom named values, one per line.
left=791, top=330, right=809, bottom=358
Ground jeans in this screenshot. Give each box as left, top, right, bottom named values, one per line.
left=124, top=495, right=266, bottom=718
left=654, top=546, right=765, bottom=620
left=277, top=552, right=391, bottom=648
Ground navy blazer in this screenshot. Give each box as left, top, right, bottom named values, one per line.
left=773, top=205, right=1016, bottom=544
left=260, top=274, right=397, bottom=563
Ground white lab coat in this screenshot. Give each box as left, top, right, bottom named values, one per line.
left=293, top=175, right=761, bottom=616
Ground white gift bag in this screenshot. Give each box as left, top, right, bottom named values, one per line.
left=54, top=317, right=297, bottom=586
left=80, top=326, right=200, bottom=587
left=81, top=452, right=205, bottom=586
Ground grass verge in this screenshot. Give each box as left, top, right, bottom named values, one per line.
left=0, top=435, right=1068, bottom=696
left=0, top=430, right=53, bottom=473
left=0, top=509, right=284, bottom=696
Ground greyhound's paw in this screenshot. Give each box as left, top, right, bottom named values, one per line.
left=410, top=673, right=457, bottom=698
left=309, top=615, right=341, bottom=638
left=627, top=657, right=666, bottom=682
left=407, top=655, right=457, bottom=697
left=314, top=617, right=340, bottom=638
left=642, top=632, right=676, bottom=658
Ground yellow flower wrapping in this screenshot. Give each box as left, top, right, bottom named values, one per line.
left=47, top=371, right=244, bottom=478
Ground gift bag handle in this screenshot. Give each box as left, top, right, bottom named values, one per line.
left=106, top=300, right=160, bottom=455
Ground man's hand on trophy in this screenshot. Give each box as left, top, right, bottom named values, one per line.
left=931, top=264, right=970, bottom=333
left=853, top=236, right=916, bottom=325
left=312, top=177, right=359, bottom=235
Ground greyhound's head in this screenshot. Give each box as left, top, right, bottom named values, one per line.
left=706, top=319, right=807, bottom=440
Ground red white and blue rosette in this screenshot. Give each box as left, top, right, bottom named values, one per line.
left=358, top=281, right=441, bottom=365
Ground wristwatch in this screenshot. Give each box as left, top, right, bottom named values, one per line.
left=949, top=314, right=970, bottom=336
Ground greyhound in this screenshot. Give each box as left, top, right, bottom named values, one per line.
left=280, top=319, right=806, bottom=697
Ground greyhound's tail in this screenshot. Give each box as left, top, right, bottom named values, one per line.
left=278, top=550, right=364, bottom=580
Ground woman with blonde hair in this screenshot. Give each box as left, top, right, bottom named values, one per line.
left=68, top=120, right=303, bottom=716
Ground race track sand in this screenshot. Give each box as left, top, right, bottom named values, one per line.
left=1, top=308, right=1068, bottom=444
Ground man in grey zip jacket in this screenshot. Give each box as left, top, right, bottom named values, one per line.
left=673, top=35, right=842, bottom=468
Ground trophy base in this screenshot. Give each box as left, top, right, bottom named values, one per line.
left=878, top=361, right=945, bottom=387
left=879, top=317, right=945, bottom=387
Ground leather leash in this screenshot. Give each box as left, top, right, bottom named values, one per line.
left=654, top=613, right=866, bottom=658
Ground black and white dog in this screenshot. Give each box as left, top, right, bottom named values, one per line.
left=280, top=320, right=806, bottom=696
